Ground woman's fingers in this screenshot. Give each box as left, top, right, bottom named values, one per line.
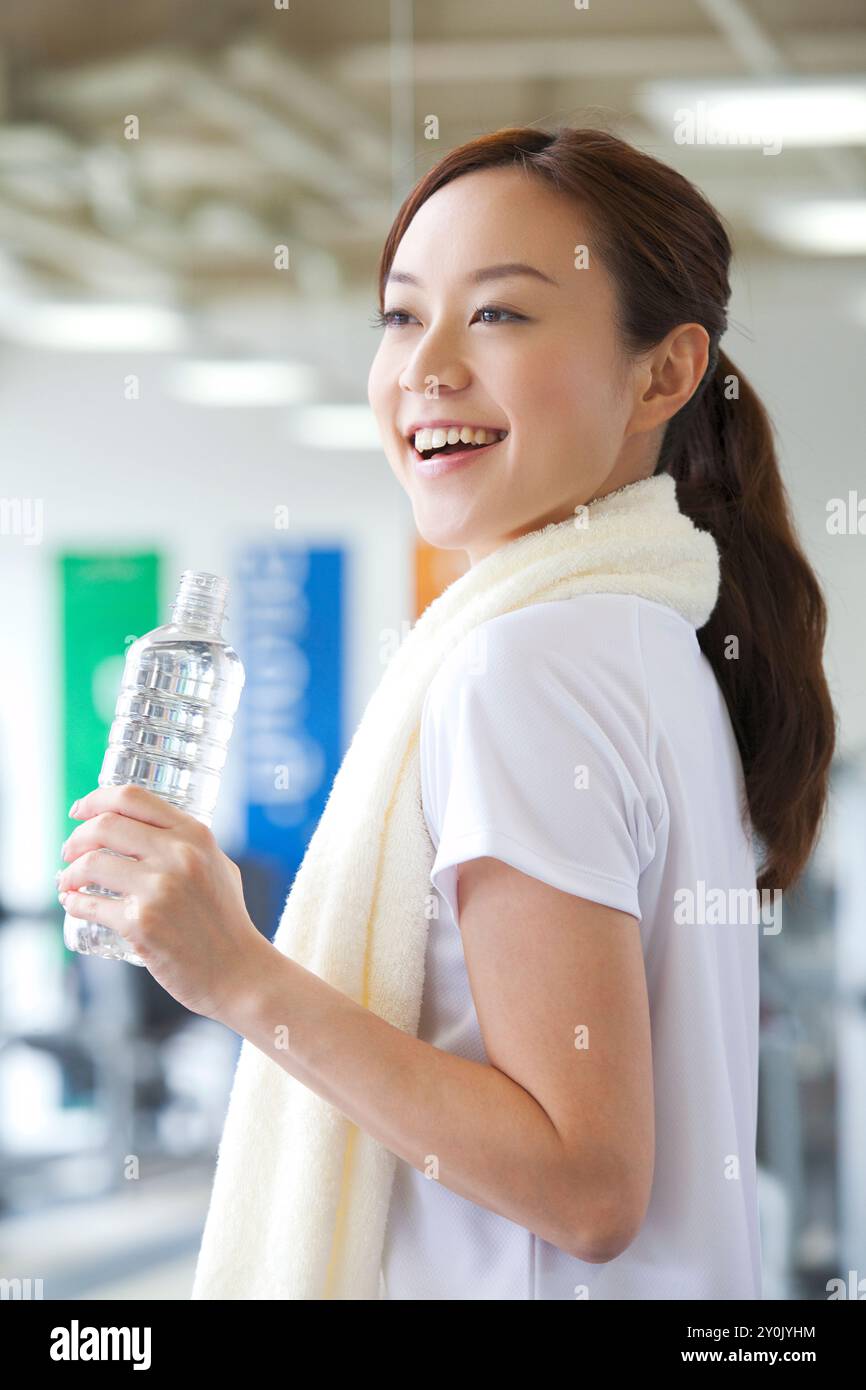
left=70, top=784, right=185, bottom=830
left=61, top=810, right=158, bottom=865
left=58, top=847, right=146, bottom=900
left=59, top=887, right=136, bottom=937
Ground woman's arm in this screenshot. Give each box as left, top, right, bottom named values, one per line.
left=220, top=854, right=655, bottom=1264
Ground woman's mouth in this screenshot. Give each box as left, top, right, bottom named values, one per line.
left=407, top=425, right=508, bottom=479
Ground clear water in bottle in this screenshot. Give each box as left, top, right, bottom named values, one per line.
left=63, top=570, right=246, bottom=966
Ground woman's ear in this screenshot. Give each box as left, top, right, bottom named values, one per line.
left=628, top=324, right=710, bottom=436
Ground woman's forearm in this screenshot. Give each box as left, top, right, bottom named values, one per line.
left=217, top=934, right=600, bottom=1259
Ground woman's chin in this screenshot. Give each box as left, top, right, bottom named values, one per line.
left=412, top=507, right=475, bottom=554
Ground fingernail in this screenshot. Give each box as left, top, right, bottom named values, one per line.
left=55, top=869, right=63, bottom=884
left=68, top=800, right=80, bottom=818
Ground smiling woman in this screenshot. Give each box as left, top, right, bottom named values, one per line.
left=189, top=125, right=835, bottom=1302
left=367, top=187, right=649, bottom=563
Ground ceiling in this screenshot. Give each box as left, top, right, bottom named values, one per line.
left=0, top=0, right=862, bottom=375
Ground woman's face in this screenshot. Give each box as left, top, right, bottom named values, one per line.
left=367, top=165, right=654, bottom=564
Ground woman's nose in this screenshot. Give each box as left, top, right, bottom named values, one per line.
left=399, top=341, right=470, bottom=397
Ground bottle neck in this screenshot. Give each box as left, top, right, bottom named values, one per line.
left=171, top=572, right=229, bottom=639
left=171, top=605, right=225, bottom=638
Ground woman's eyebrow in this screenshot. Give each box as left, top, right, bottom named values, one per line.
left=386, top=262, right=559, bottom=288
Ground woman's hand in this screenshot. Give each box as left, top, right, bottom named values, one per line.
left=57, top=784, right=272, bottom=1023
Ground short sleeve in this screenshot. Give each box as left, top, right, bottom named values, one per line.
left=420, top=603, right=660, bottom=931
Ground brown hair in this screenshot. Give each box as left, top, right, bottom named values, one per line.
left=376, top=125, right=836, bottom=893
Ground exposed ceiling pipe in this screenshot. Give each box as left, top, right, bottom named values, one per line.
left=223, top=39, right=391, bottom=185
left=331, top=32, right=866, bottom=83
left=388, top=0, right=414, bottom=214
left=31, top=52, right=380, bottom=208
left=0, top=199, right=173, bottom=296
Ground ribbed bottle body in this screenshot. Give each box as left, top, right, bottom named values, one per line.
left=63, top=572, right=245, bottom=966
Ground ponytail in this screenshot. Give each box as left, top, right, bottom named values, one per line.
left=658, top=347, right=836, bottom=892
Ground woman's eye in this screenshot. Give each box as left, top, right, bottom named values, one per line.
left=372, top=303, right=527, bottom=329
left=374, top=308, right=415, bottom=328
left=474, top=305, right=526, bottom=324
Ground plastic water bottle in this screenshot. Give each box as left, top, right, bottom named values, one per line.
left=63, top=570, right=246, bottom=966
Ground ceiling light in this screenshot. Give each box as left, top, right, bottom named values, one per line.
left=754, top=199, right=866, bottom=255
left=285, top=405, right=382, bottom=449
left=637, top=80, right=866, bottom=150
left=0, top=300, right=186, bottom=350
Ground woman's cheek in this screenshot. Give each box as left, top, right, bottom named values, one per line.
left=519, top=366, right=595, bottom=456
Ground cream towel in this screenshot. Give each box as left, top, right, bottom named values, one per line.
left=190, top=472, right=720, bottom=1300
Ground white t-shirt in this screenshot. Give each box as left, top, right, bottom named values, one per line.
left=379, top=593, right=762, bottom=1300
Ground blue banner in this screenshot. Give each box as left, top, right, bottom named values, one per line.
left=235, top=545, right=345, bottom=929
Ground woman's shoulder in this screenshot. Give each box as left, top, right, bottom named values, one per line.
left=425, top=593, right=691, bottom=711
left=419, top=594, right=668, bottom=881
left=485, top=592, right=697, bottom=647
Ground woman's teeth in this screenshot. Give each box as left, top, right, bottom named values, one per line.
left=412, top=425, right=507, bottom=457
